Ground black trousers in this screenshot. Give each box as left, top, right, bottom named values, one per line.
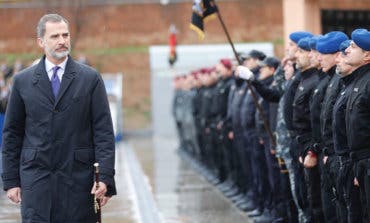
left=353, top=157, right=370, bottom=222
left=337, top=155, right=362, bottom=223
left=261, top=134, right=281, bottom=212
left=251, top=134, right=269, bottom=210
left=304, top=165, right=324, bottom=222
left=320, top=154, right=339, bottom=223
left=290, top=138, right=309, bottom=220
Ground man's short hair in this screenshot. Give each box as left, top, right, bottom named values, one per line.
left=37, top=14, right=69, bottom=38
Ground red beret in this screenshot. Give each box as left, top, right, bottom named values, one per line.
left=220, top=59, right=232, bottom=70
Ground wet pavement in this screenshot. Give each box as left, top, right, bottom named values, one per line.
left=0, top=134, right=251, bottom=223
left=129, top=135, right=252, bottom=223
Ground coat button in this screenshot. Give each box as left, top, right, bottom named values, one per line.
left=54, top=109, right=59, bottom=113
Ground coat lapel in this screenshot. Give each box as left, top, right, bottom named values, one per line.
left=33, top=57, right=55, bottom=106
left=54, top=57, right=76, bottom=108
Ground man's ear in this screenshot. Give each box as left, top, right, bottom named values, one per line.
left=364, top=51, right=370, bottom=63
left=37, top=37, right=44, bottom=48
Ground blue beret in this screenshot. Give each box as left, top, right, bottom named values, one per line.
left=316, top=31, right=348, bottom=54
left=309, top=35, right=322, bottom=50
left=351, top=28, right=370, bottom=51
left=339, top=40, right=351, bottom=54
left=298, top=37, right=311, bottom=51
left=289, top=31, right=313, bottom=44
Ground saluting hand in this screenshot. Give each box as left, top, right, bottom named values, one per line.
left=7, top=187, right=21, bottom=204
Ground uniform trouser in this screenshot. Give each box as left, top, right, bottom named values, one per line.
left=213, top=129, right=227, bottom=182
left=229, top=137, right=241, bottom=185
left=337, top=155, right=362, bottom=223
left=280, top=139, right=304, bottom=223
left=320, top=154, right=341, bottom=223
left=184, top=119, right=200, bottom=157
left=261, top=134, right=281, bottom=212
left=276, top=157, right=298, bottom=223
left=243, top=130, right=257, bottom=198
left=234, top=131, right=251, bottom=193
left=251, top=134, right=269, bottom=210
left=304, top=165, right=324, bottom=222
left=176, top=121, right=185, bottom=149
left=201, top=127, right=214, bottom=168
left=290, top=138, right=309, bottom=222
left=220, top=133, right=233, bottom=182
left=353, top=157, right=370, bottom=222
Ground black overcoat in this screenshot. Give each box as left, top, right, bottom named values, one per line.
left=1, top=56, right=116, bottom=223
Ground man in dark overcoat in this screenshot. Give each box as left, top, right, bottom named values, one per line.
left=1, top=13, right=116, bottom=222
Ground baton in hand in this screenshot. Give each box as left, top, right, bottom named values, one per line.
left=94, top=163, right=102, bottom=223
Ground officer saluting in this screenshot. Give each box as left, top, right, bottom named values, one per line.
left=345, top=28, right=370, bottom=221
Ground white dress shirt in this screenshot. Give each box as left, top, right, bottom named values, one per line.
left=45, top=57, right=68, bottom=82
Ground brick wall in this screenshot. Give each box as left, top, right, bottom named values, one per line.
left=0, top=1, right=284, bottom=129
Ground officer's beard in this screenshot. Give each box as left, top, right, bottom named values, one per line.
left=46, top=44, right=71, bottom=61
left=335, top=66, right=344, bottom=77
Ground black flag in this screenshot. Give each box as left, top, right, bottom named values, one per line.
left=189, top=0, right=218, bottom=40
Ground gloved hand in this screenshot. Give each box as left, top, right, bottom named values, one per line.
left=236, top=65, right=254, bottom=80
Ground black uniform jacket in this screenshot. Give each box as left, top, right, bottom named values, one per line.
left=346, top=64, right=370, bottom=155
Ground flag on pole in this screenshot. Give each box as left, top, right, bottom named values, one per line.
left=168, top=24, right=177, bottom=66
left=189, top=0, right=218, bottom=40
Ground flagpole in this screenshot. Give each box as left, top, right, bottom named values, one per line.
left=211, top=0, right=276, bottom=148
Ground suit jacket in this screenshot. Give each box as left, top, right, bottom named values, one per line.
left=1, top=55, right=116, bottom=223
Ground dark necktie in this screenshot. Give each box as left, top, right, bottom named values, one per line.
left=51, top=66, right=61, bottom=99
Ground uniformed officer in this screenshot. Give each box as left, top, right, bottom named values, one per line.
left=345, top=28, right=370, bottom=222
left=237, top=55, right=301, bottom=222
left=212, top=59, right=237, bottom=193
left=172, top=76, right=187, bottom=151
left=182, top=74, right=201, bottom=158
left=316, top=31, right=349, bottom=223
left=291, top=36, right=321, bottom=222
left=332, top=39, right=362, bottom=223
left=281, top=31, right=313, bottom=223
left=235, top=50, right=267, bottom=214
left=207, top=60, right=234, bottom=186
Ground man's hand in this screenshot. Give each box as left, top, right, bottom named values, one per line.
left=228, top=131, right=234, bottom=140
left=304, top=152, right=318, bottom=168
left=236, top=66, right=254, bottom=80
left=91, top=182, right=107, bottom=199
left=354, top=177, right=359, bottom=187
left=91, top=182, right=112, bottom=206
left=7, top=187, right=21, bottom=204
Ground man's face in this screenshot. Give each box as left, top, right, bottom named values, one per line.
left=345, top=41, right=369, bottom=68
left=295, top=48, right=310, bottom=70
left=308, top=50, right=321, bottom=69
left=216, top=63, right=227, bottom=77
left=335, top=52, right=353, bottom=76
left=286, top=40, right=298, bottom=60
left=259, top=66, right=274, bottom=79
left=244, top=57, right=259, bottom=70
left=38, top=21, right=71, bottom=62
left=283, top=60, right=294, bottom=80
left=318, top=52, right=337, bottom=72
